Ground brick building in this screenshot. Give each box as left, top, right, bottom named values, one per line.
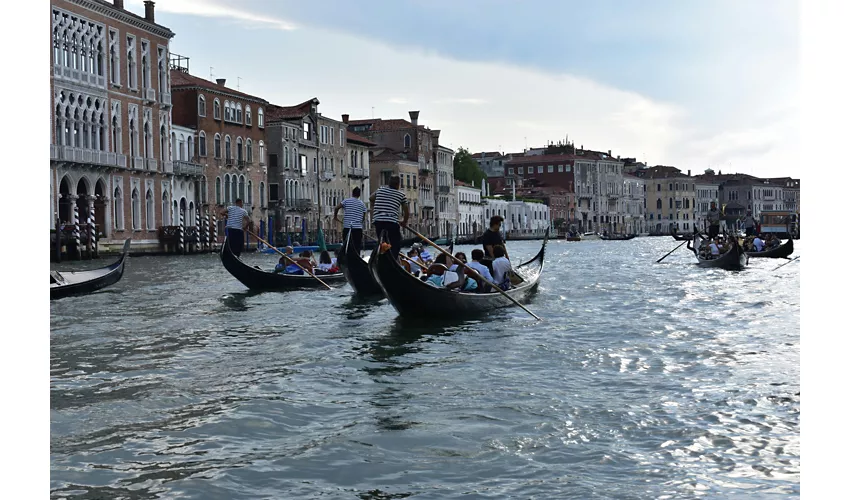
left=169, top=65, right=269, bottom=239
left=50, top=0, right=175, bottom=251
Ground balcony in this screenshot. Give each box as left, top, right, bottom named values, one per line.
left=174, top=159, right=204, bottom=176
left=225, top=157, right=234, bottom=167
left=438, top=185, right=451, bottom=194
left=133, top=157, right=145, bottom=170
left=161, top=91, right=172, bottom=107
left=320, top=171, right=334, bottom=182
left=421, top=198, right=435, bottom=208
left=419, top=161, right=432, bottom=175
left=237, top=159, right=246, bottom=169
left=348, top=167, right=367, bottom=178
left=146, top=158, right=158, bottom=172
left=284, top=198, right=312, bottom=211
left=51, top=145, right=120, bottom=169
left=116, top=154, right=127, bottom=169
left=145, top=87, right=157, bottom=103
left=163, top=160, right=173, bottom=174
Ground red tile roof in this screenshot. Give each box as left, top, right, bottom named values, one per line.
left=169, top=69, right=267, bottom=102
left=345, top=131, right=377, bottom=147
left=347, top=118, right=423, bottom=132
left=265, top=99, right=319, bottom=122
left=455, top=180, right=470, bottom=187
left=506, top=154, right=578, bottom=165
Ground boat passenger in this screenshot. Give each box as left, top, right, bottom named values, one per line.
left=752, top=235, right=765, bottom=252
left=406, top=249, right=423, bottom=276
left=316, top=250, right=339, bottom=273
left=491, top=245, right=513, bottom=290
left=412, top=243, right=434, bottom=265
left=709, top=239, right=721, bottom=258
left=423, top=263, right=449, bottom=288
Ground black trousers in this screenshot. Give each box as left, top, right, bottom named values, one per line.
left=745, top=227, right=756, bottom=236
left=708, top=224, right=719, bottom=239
left=374, top=221, right=402, bottom=260
left=343, top=227, right=363, bottom=254
left=228, top=228, right=245, bottom=256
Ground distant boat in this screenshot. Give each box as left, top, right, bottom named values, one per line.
left=51, top=239, right=131, bottom=300
left=746, top=238, right=794, bottom=259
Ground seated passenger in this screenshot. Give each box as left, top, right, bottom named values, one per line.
left=752, top=235, right=765, bottom=252
left=491, top=245, right=513, bottom=290
left=423, top=263, right=449, bottom=287
left=709, top=239, right=721, bottom=258
left=468, top=249, right=494, bottom=291
left=316, top=250, right=339, bottom=273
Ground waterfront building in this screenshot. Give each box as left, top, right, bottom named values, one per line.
left=456, top=182, right=484, bottom=237
left=50, top=0, right=175, bottom=251
left=694, top=177, right=721, bottom=232
left=169, top=64, right=269, bottom=240
left=368, top=149, right=421, bottom=234
left=436, top=145, right=457, bottom=237
left=639, top=166, right=696, bottom=234
left=623, top=173, right=647, bottom=235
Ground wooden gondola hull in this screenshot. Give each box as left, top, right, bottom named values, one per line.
left=338, top=239, right=384, bottom=297
left=369, top=231, right=547, bottom=318
left=692, top=237, right=748, bottom=270
left=220, top=236, right=347, bottom=290
left=746, top=239, right=794, bottom=259
left=51, top=239, right=131, bottom=300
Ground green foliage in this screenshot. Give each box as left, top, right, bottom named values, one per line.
left=453, top=147, right=487, bottom=186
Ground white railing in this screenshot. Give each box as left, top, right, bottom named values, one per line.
left=50, top=144, right=58, bottom=160
left=145, top=87, right=156, bottom=102
left=133, top=156, right=145, bottom=170
left=116, top=154, right=127, bottom=169
left=321, top=171, right=334, bottom=181
left=161, top=92, right=171, bottom=106
left=146, top=158, right=158, bottom=172
left=163, top=160, right=173, bottom=174
left=174, top=160, right=204, bottom=176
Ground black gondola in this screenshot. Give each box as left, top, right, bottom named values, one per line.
left=671, top=227, right=694, bottom=241
left=369, top=230, right=548, bottom=319
left=220, top=235, right=347, bottom=290
left=688, top=234, right=748, bottom=270
left=337, top=237, right=384, bottom=297
left=600, top=234, right=636, bottom=241
left=51, top=239, right=131, bottom=300
left=746, top=238, right=794, bottom=259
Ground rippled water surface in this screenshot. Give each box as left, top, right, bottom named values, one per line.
left=51, top=238, right=800, bottom=498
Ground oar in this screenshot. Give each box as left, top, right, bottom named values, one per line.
left=401, top=224, right=542, bottom=321
left=656, top=240, right=689, bottom=263
left=772, top=255, right=800, bottom=271
left=247, top=230, right=332, bottom=290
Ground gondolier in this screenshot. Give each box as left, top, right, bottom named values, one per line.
left=740, top=210, right=757, bottom=236
left=706, top=201, right=722, bottom=239
left=219, top=198, right=253, bottom=257
left=369, top=175, right=409, bottom=260
left=334, top=187, right=367, bottom=254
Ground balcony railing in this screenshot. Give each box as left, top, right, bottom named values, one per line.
left=237, top=160, right=246, bottom=169
left=116, top=154, right=127, bottom=169
left=174, top=160, right=204, bottom=176
left=145, top=87, right=157, bottom=103
left=348, top=167, right=367, bottom=178
left=163, top=160, right=173, bottom=174
left=133, top=157, right=145, bottom=170
left=145, top=158, right=158, bottom=172
left=320, top=171, right=334, bottom=181
left=225, top=157, right=234, bottom=166
left=161, top=91, right=172, bottom=107
left=438, top=185, right=451, bottom=194
left=421, top=198, right=435, bottom=208
left=51, top=145, right=122, bottom=169
left=285, top=198, right=312, bottom=211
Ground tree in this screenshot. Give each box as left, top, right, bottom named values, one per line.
left=453, top=147, right=487, bottom=186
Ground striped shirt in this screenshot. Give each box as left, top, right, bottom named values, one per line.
left=372, top=186, right=408, bottom=224
left=226, top=205, right=249, bottom=229
left=341, top=197, right=367, bottom=229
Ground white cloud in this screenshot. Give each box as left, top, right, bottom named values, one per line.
left=434, top=98, right=488, bottom=105
left=126, top=0, right=298, bottom=30
left=387, top=98, right=408, bottom=104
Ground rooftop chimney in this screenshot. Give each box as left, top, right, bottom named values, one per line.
left=409, top=110, right=419, bottom=126
left=114, top=0, right=124, bottom=9
left=608, top=149, right=611, bottom=156
left=688, top=169, right=691, bottom=176
left=342, top=114, right=349, bottom=124
left=216, top=78, right=226, bottom=87
left=143, top=1, right=155, bottom=22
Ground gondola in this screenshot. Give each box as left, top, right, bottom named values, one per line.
left=670, top=227, right=693, bottom=241
left=220, top=235, right=347, bottom=290
left=688, top=234, right=748, bottom=270
left=337, top=238, right=384, bottom=297
left=369, top=230, right=547, bottom=319
left=746, top=238, right=794, bottom=259
left=51, top=239, right=131, bottom=300
left=600, top=234, right=636, bottom=241
left=565, top=235, right=582, bottom=242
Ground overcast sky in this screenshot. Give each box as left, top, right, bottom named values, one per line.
left=130, top=0, right=799, bottom=178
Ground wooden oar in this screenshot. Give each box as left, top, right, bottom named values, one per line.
left=656, top=240, right=689, bottom=263
left=401, top=224, right=542, bottom=321
left=247, top=231, right=332, bottom=290
left=772, top=255, right=800, bottom=271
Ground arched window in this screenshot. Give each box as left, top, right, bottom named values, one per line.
left=669, top=198, right=673, bottom=209
left=259, top=141, right=265, bottom=165
left=213, top=98, right=221, bottom=120
left=199, top=131, right=207, bottom=157
left=224, top=101, right=231, bottom=121
left=246, top=105, right=252, bottom=126
left=260, top=181, right=265, bottom=207
left=178, top=134, right=185, bottom=161
left=231, top=175, right=238, bottom=202
left=131, top=188, right=140, bottom=229
left=404, top=134, right=411, bottom=148
left=238, top=175, right=245, bottom=201
left=285, top=147, right=289, bottom=169
left=113, top=187, right=124, bottom=230
left=188, top=136, right=194, bottom=161
left=258, top=107, right=264, bottom=128
left=247, top=180, right=253, bottom=205
left=236, top=137, right=243, bottom=162
left=159, top=124, right=167, bottom=161
left=225, top=135, right=231, bottom=160
left=198, top=95, right=206, bottom=117
left=215, top=177, right=222, bottom=204
left=214, top=133, right=221, bottom=158
left=162, top=191, right=170, bottom=225
left=145, top=189, right=154, bottom=229
left=236, top=103, right=243, bottom=123
left=656, top=198, right=662, bottom=210
left=246, top=139, right=253, bottom=163
left=224, top=174, right=231, bottom=204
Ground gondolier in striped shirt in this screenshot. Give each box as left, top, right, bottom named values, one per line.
left=334, top=187, right=367, bottom=254
left=219, top=198, right=253, bottom=257
left=370, top=175, right=409, bottom=260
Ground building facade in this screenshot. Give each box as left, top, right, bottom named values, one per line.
left=694, top=178, right=721, bottom=232
left=641, top=166, right=696, bottom=234
left=169, top=67, right=269, bottom=239
left=368, top=149, right=422, bottom=233
left=623, top=174, right=646, bottom=235
left=436, top=145, right=457, bottom=237
left=51, top=0, right=175, bottom=250
left=456, top=182, right=484, bottom=237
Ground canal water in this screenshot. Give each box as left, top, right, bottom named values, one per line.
left=50, top=237, right=800, bottom=498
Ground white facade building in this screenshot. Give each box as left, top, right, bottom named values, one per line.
left=456, top=184, right=484, bottom=236
left=695, top=180, right=721, bottom=232
left=436, top=145, right=457, bottom=237
left=623, top=174, right=646, bottom=235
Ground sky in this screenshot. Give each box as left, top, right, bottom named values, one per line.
left=128, top=0, right=800, bottom=178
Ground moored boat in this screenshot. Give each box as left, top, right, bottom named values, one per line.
left=220, top=235, right=347, bottom=290
left=369, top=231, right=548, bottom=319
left=688, top=234, right=748, bottom=270
left=600, top=234, right=636, bottom=241
left=337, top=238, right=383, bottom=297
left=51, top=239, right=131, bottom=300
left=746, top=238, right=794, bottom=259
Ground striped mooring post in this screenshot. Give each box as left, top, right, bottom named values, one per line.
left=211, top=214, right=217, bottom=251
left=73, top=202, right=81, bottom=260
left=178, top=211, right=185, bottom=254
left=201, top=214, right=208, bottom=252
left=87, top=202, right=96, bottom=259
left=194, top=212, right=201, bottom=253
